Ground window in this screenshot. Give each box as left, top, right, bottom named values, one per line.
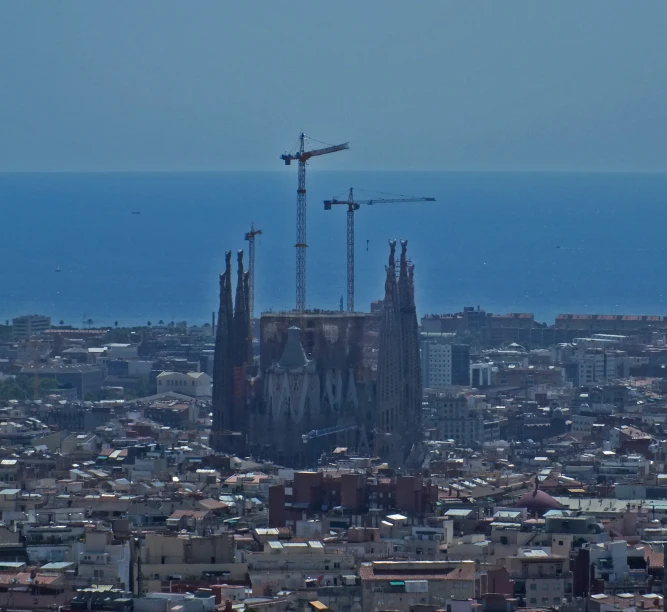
left=530, top=599, right=536, bottom=605
left=543, top=583, right=549, bottom=591
left=530, top=584, right=536, bottom=591
left=542, top=598, right=549, bottom=605
left=554, top=598, right=561, bottom=605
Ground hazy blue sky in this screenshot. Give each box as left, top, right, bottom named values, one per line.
left=2, top=1, right=667, bottom=172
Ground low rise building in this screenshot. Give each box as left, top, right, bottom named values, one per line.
left=156, top=371, right=211, bottom=398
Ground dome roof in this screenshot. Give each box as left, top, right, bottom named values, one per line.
left=516, top=488, right=563, bottom=512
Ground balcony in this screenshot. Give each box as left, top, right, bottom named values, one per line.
left=79, top=554, right=110, bottom=565
left=512, top=568, right=569, bottom=580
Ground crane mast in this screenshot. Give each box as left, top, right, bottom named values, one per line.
left=244, top=223, right=262, bottom=323
left=346, top=189, right=359, bottom=313
left=324, top=189, right=435, bottom=313
left=296, top=135, right=306, bottom=312
left=282, top=134, right=349, bottom=311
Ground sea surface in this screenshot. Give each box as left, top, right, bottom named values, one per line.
left=1, top=171, right=666, bottom=327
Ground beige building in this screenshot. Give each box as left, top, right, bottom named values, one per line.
left=507, top=547, right=572, bottom=608
left=134, top=532, right=242, bottom=593
left=156, top=371, right=211, bottom=398
left=245, top=540, right=356, bottom=593
left=359, top=560, right=480, bottom=612
left=73, top=529, right=131, bottom=590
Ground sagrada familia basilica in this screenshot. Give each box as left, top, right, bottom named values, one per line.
left=210, top=240, right=422, bottom=468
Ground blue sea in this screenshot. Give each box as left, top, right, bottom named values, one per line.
left=1, top=171, right=666, bottom=327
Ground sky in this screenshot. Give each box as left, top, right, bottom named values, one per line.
left=1, top=1, right=667, bottom=172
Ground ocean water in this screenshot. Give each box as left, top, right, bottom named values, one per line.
left=1, top=170, right=666, bottom=327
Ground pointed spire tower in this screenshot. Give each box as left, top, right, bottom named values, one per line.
left=399, top=240, right=422, bottom=457
left=376, top=241, right=404, bottom=464
left=212, top=252, right=234, bottom=446
left=375, top=239, right=422, bottom=466
left=233, top=250, right=249, bottom=368
left=243, top=269, right=252, bottom=366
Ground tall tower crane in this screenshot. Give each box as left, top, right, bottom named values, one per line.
left=324, top=188, right=435, bottom=313
left=281, top=134, right=349, bottom=311
left=244, top=223, right=262, bottom=323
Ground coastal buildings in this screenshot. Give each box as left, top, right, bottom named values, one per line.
left=12, top=315, right=51, bottom=340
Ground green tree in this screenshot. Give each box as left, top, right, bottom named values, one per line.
left=0, top=375, right=60, bottom=401
left=135, top=376, right=152, bottom=397
left=158, top=320, right=164, bottom=326
left=59, top=320, right=64, bottom=326
left=114, top=321, right=119, bottom=327
left=147, top=321, right=152, bottom=327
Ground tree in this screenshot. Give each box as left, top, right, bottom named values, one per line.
left=134, top=376, right=152, bottom=398
left=114, top=321, right=119, bottom=327
left=158, top=320, right=164, bottom=326
left=86, top=318, right=93, bottom=328
left=147, top=321, right=152, bottom=327
left=59, top=320, right=64, bottom=326
left=0, top=375, right=60, bottom=401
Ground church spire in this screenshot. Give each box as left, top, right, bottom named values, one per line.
left=399, top=239, right=410, bottom=311
left=212, top=253, right=234, bottom=446
left=376, top=241, right=403, bottom=464
left=233, top=250, right=249, bottom=367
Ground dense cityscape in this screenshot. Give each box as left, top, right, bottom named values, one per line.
left=3, top=2, right=666, bottom=612
left=2, top=225, right=667, bottom=612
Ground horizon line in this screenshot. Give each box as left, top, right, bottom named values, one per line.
left=2, top=168, right=667, bottom=176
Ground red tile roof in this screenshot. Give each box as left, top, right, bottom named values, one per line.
left=645, top=545, right=664, bottom=569
left=359, top=564, right=476, bottom=582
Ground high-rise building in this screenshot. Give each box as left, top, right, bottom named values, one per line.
left=376, top=240, right=422, bottom=466
left=421, top=339, right=471, bottom=388
left=12, top=315, right=51, bottom=340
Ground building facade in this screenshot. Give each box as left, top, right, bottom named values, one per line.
left=426, top=392, right=483, bottom=446
left=156, top=371, right=211, bottom=398
left=421, top=340, right=470, bottom=388
left=12, top=315, right=51, bottom=339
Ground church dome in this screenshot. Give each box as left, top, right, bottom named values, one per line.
left=516, top=488, right=563, bottom=513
